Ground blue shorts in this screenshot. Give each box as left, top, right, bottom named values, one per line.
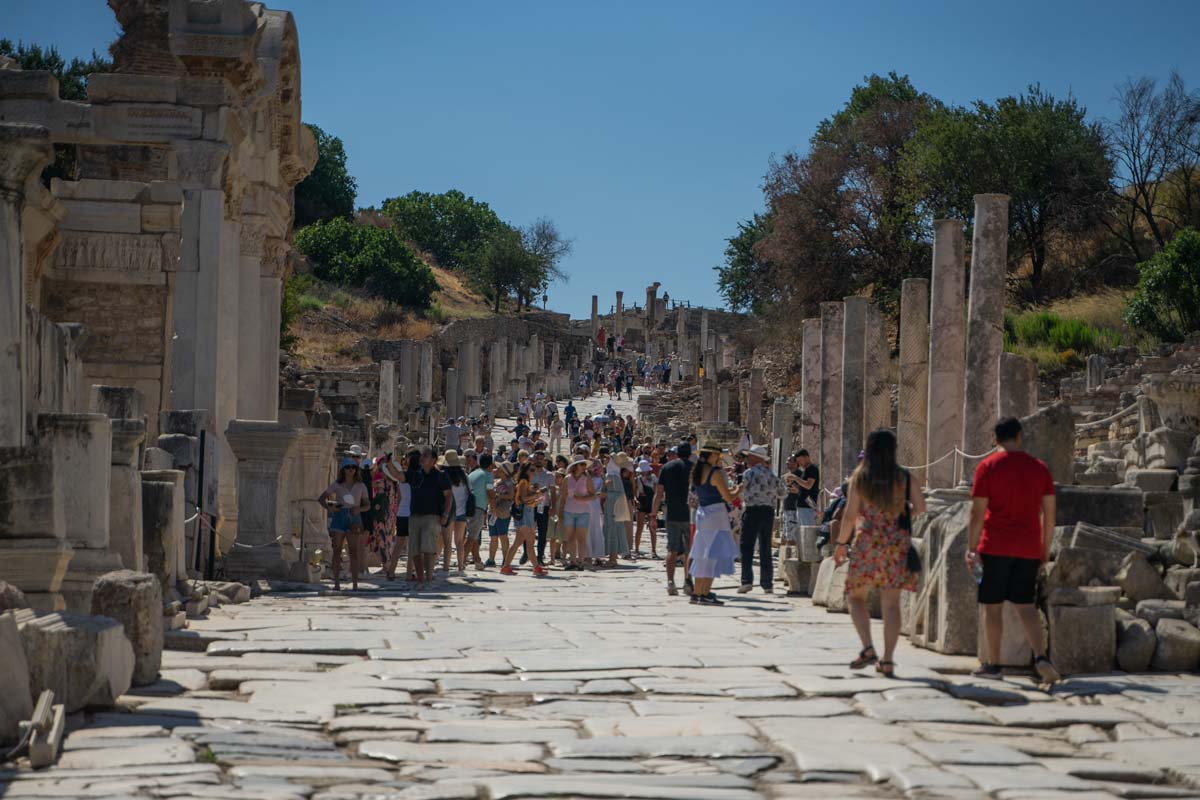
left=515, top=506, right=536, bottom=529
left=329, top=509, right=362, bottom=534
left=455, top=513, right=468, bottom=522
left=563, top=511, right=590, bottom=529
left=490, top=517, right=511, bottom=537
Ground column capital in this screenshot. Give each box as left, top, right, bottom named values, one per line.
left=0, top=123, right=53, bottom=196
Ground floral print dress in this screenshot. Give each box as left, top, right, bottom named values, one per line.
left=845, top=501, right=918, bottom=593
left=369, top=464, right=399, bottom=563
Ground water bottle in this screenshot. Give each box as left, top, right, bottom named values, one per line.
left=972, top=558, right=984, bottom=585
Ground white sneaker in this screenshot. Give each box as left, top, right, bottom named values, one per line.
left=737, top=584, right=753, bottom=594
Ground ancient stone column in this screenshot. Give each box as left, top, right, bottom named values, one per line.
left=897, top=279, right=930, bottom=483
left=0, top=123, right=52, bottom=447
left=819, top=302, right=845, bottom=492
left=399, top=340, right=418, bottom=415
left=801, top=318, right=821, bottom=452
left=550, top=341, right=560, bottom=372
left=109, top=420, right=147, bottom=574
left=39, top=413, right=121, bottom=612
left=236, top=222, right=266, bottom=420
left=961, top=195, right=1009, bottom=479
left=418, top=342, right=434, bottom=404
left=378, top=360, right=397, bottom=425
left=141, top=470, right=185, bottom=598
left=771, top=398, right=794, bottom=473
left=490, top=340, right=507, bottom=415
left=745, top=368, right=765, bottom=438
left=221, top=421, right=300, bottom=581
left=615, top=291, right=624, bottom=337
left=718, top=384, right=730, bottom=423
left=865, top=303, right=890, bottom=433
left=645, top=283, right=659, bottom=328
left=675, top=308, right=688, bottom=356
left=704, top=349, right=718, bottom=379
left=591, top=295, right=599, bottom=340
left=841, top=297, right=868, bottom=477
left=1000, top=353, right=1038, bottom=419
left=927, top=220, right=967, bottom=489
left=258, top=257, right=284, bottom=422
left=701, top=378, right=718, bottom=421
left=445, top=367, right=460, bottom=420
left=1086, top=354, right=1105, bottom=391
left=700, top=309, right=709, bottom=352
left=529, top=334, right=541, bottom=376
left=721, top=336, right=736, bottom=370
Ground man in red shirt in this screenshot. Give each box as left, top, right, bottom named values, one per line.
left=966, top=417, right=1061, bottom=684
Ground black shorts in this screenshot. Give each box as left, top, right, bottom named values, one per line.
left=978, top=554, right=1039, bottom=605
left=666, top=521, right=690, bottom=556
left=396, top=516, right=409, bottom=537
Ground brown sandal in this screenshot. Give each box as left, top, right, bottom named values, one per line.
left=876, top=660, right=895, bottom=678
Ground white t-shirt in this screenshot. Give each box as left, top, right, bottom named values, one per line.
left=451, top=482, right=470, bottom=516
left=397, top=482, right=412, bottom=517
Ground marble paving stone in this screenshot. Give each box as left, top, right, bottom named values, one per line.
left=508, top=650, right=702, bottom=672
left=207, top=638, right=385, bottom=656
left=988, top=703, right=1143, bottom=728
left=891, top=767, right=978, bottom=791
left=457, top=774, right=759, bottom=800
left=1037, top=757, right=1165, bottom=783
left=133, top=698, right=324, bottom=725
left=507, top=699, right=636, bottom=720
left=631, top=698, right=852, bottom=718
left=579, top=679, right=637, bottom=694
left=326, top=715, right=427, bottom=732
left=583, top=715, right=757, bottom=738
left=855, top=695, right=997, bottom=725
left=543, top=758, right=649, bottom=773
left=227, top=764, right=395, bottom=783
left=945, top=764, right=1099, bottom=792
left=908, top=741, right=1036, bottom=765
left=56, top=739, right=195, bottom=768
left=425, top=722, right=578, bottom=744
left=358, top=740, right=546, bottom=765
left=553, top=734, right=765, bottom=759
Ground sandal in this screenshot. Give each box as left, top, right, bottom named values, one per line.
left=850, top=646, right=878, bottom=669
left=876, top=660, right=895, bottom=678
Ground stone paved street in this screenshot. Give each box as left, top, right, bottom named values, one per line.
left=5, top=389, right=1200, bottom=800
left=6, top=505, right=1200, bottom=796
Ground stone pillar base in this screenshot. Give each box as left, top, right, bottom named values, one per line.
left=0, top=539, right=73, bottom=611
left=222, top=544, right=298, bottom=582
left=60, top=547, right=125, bottom=614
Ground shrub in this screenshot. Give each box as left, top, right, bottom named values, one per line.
left=294, top=218, right=438, bottom=309
left=1124, top=228, right=1200, bottom=342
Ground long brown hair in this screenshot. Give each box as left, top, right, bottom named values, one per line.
left=851, top=429, right=906, bottom=514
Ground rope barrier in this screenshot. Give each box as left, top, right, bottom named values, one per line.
left=1074, top=402, right=1138, bottom=431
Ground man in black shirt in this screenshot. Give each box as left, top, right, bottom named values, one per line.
left=653, top=442, right=693, bottom=596
left=783, top=449, right=820, bottom=544
left=408, top=446, right=453, bottom=588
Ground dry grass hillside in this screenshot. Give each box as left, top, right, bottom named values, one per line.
left=286, top=264, right=495, bottom=370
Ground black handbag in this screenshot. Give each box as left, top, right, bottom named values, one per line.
left=898, top=471, right=921, bottom=573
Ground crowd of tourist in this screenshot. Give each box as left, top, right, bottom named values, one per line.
left=319, top=378, right=1062, bottom=681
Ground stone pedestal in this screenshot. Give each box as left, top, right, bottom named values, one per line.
left=978, top=603, right=1039, bottom=667
left=39, top=413, right=121, bottom=613
left=819, top=302, right=844, bottom=493
left=221, top=421, right=300, bottom=581
left=1048, top=587, right=1118, bottom=675
left=0, top=445, right=71, bottom=610
left=158, top=410, right=214, bottom=575
left=418, top=342, right=434, bottom=404
left=898, top=280, right=929, bottom=482
left=12, top=608, right=134, bottom=713
left=288, top=428, right=335, bottom=570
left=961, top=194, right=1009, bottom=479
left=1086, top=354, right=1105, bottom=391
left=701, top=378, right=718, bottom=422
left=927, top=220, right=966, bottom=488
left=717, top=385, right=730, bottom=423
left=90, top=569, right=162, bottom=686
left=841, top=297, right=868, bottom=475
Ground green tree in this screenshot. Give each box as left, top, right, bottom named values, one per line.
left=381, top=190, right=505, bottom=272
left=294, top=124, right=357, bottom=228
left=755, top=72, right=937, bottom=318
left=906, top=85, right=1112, bottom=297
left=1124, top=227, right=1200, bottom=342
left=0, top=39, right=111, bottom=181
left=715, top=213, right=773, bottom=313
left=517, top=217, right=572, bottom=310
left=472, top=225, right=537, bottom=313
left=294, top=218, right=437, bottom=308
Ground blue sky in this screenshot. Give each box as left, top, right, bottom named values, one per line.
left=5, top=1, right=1199, bottom=318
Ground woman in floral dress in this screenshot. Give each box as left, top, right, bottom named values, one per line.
left=369, top=454, right=399, bottom=566
left=833, top=429, right=925, bottom=677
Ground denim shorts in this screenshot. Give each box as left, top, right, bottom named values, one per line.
left=490, top=516, right=511, bottom=537
left=455, top=513, right=468, bottom=522
left=329, top=509, right=362, bottom=533
left=562, top=511, right=590, bottom=529
left=516, top=506, right=536, bottom=529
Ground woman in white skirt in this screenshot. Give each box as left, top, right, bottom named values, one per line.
left=689, top=442, right=741, bottom=605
